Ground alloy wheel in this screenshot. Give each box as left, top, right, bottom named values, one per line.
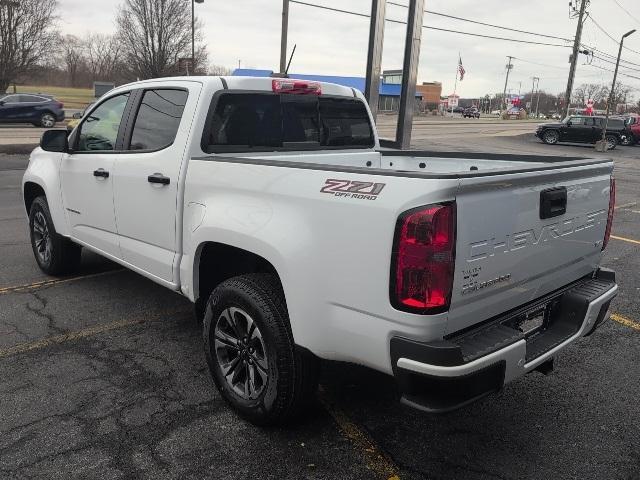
left=543, top=130, right=558, bottom=144
left=214, top=307, right=269, bottom=400
left=41, top=114, right=55, bottom=128
left=32, top=211, right=52, bottom=265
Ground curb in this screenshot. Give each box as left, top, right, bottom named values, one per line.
left=0, top=144, right=37, bottom=155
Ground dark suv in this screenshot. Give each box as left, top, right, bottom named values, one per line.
left=536, top=115, right=630, bottom=150
left=0, top=93, right=65, bottom=127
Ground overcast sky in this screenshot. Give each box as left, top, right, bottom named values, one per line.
left=58, top=0, right=640, bottom=98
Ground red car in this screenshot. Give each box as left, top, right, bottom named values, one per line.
left=622, top=115, right=640, bottom=145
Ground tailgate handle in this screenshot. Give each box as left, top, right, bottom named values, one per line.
left=540, top=187, right=567, bottom=219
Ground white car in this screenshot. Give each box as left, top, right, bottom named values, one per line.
left=23, top=76, right=618, bottom=424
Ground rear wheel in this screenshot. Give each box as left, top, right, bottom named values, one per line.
left=203, top=273, right=319, bottom=425
left=542, top=129, right=559, bottom=145
left=39, top=113, right=56, bottom=128
left=605, top=134, right=618, bottom=150
left=29, top=196, right=81, bottom=275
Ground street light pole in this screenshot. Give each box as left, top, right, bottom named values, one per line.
left=191, top=0, right=204, bottom=75
left=597, top=28, right=636, bottom=151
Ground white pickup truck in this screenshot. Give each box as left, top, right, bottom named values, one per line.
left=23, top=76, right=618, bottom=425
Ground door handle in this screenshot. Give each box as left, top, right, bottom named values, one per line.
left=147, top=173, right=170, bottom=185
left=93, top=168, right=109, bottom=178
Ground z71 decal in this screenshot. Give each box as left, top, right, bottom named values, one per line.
left=320, top=179, right=386, bottom=201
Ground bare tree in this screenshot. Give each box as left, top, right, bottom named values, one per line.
left=84, top=33, right=122, bottom=82
left=208, top=64, right=232, bottom=76
left=116, top=0, right=207, bottom=79
left=0, top=0, right=58, bottom=92
left=62, top=35, right=84, bottom=87
left=603, top=81, right=634, bottom=112
left=572, top=83, right=607, bottom=107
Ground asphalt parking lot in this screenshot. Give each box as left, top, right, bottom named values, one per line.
left=1, top=128, right=639, bottom=480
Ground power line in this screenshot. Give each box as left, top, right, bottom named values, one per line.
left=386, top=1, right=572, bottom=42
left=582, top=44, right=640, bottom=68
left=587, top=63, right=640, bottom=82
left=289, top=1, right=574, bottom=48
left=586, top=14, right=640, bottom=56
left=512, top=57, right=567, bottom=70
left=609, top=0, right=640, bottom=25
left=592, top=54, right=640, bottom=73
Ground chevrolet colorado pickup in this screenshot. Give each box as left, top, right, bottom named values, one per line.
left=23, top=76, right=618, bottom=425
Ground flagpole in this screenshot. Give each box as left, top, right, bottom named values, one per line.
left=452, top=54, right=459, bottom=117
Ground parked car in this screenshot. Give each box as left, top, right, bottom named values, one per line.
left=66, top=102, right=96, bottom=132
left=447, top=106, right=465, bottom=114
left=0, top=93, right=64, bottom=127
left=23, top=76, right=617, bottom=425
left=535, top=115, right=631, bottom=149
left=614, top=115, right=639, bottom=145
left=490, top=109, right=502, bottom=115
left=463, top=107, right=480, bottom=118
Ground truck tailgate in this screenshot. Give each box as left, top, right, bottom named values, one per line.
left=447, top=163, right=613, bottom=334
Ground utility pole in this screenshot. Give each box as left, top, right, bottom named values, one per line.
left=531, top=76, right=539, bottom=117
left=501, top=56, right=514, bottom=117
left=563, top=0, right=587, bottom=119
left=280, top=0, right=290, bottom=73
left=535, top=79, right=541, bottom=118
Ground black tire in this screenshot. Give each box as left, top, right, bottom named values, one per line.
left=542, top=129, right=559, bottom=145
left=203, top=273, right=319, bottom=426
left=29, top=196, right=81, bottom=275
left=605, top=134, right=618, bottom=150
left=39, top=112, right=56, bottom=128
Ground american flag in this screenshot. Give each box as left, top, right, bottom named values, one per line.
left=458, top=56, right=466, bottom=81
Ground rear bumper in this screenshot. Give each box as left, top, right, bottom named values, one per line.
left=391, top=269, right=617, bottom=413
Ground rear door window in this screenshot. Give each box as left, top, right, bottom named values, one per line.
left=128, top=89, right=188, bottom=151
left=204, top=93, right=374, bottom=152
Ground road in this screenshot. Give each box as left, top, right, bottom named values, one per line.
left=0, top=124, right=639, bottom=480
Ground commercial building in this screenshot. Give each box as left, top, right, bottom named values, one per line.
left=232, top=68, right=440, bottom=113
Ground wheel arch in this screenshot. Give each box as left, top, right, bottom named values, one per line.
left=193, top=241, right=283, bottom=312
left=23, top=181, right=46, bottom=216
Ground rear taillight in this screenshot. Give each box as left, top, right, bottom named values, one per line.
left=391, top=203, right=456, bottom=314
left=602, top=176, right=615, bottom=251
left=272, top=79, right=321, bottom=95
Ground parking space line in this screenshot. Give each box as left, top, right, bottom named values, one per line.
left=318, top=388, right=400, bottom=480
left=0, top=269, right=125, bottom=295
left=611, top=313, right=640, bottom=332
left=0, top=307, right=190, bottom=359
left=614, top=202, right=637, bottom=210
left=610, top=235, right=640, bottom=246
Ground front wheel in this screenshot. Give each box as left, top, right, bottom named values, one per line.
left=620, top=135, right=633, bottom=146
left=203, top=273, right=319, bottom=425
left=29, top=196, right=81, bottom=275
left=542, top=129, right=559, bottom=145
left=605, top=134, right=618, bottom=150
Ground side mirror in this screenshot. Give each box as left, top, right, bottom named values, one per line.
left=566, top=121, right=572, bottom=126
left=40, top=129, right=69, bottom=153
left=72, top=112, right=82, bottom=119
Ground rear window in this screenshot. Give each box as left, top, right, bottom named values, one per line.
left=203, top=93, right=374, bottom=153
